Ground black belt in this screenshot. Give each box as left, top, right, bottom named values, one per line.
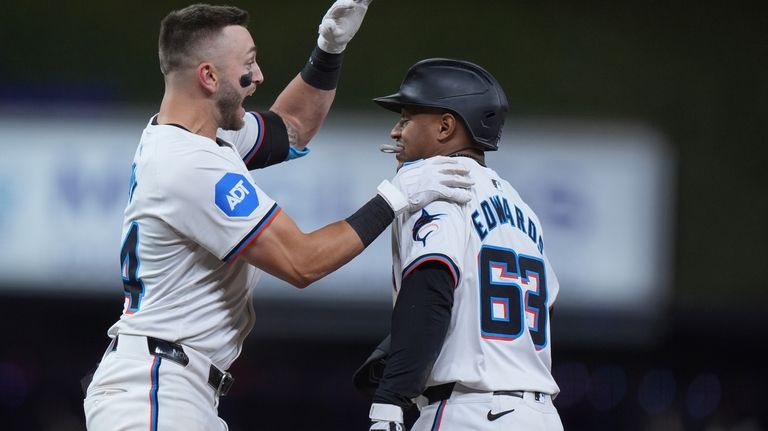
left=111, top=336, right=234, bottom=397
left=422, top=382, right=545, bottom=404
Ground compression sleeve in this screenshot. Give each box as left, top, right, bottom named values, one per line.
left=372, top=262, right=454, bottom=408
left=243, top=111, right=291, bottom=170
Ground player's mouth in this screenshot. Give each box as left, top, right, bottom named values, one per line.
left=239, top=92, right=253, bottom=113
left=242, top=86, right=255, bottom=101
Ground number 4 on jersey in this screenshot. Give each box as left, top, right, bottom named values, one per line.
left=120, top=222, right=145, bottom=314
left=479, top=245, right=549, bottom=350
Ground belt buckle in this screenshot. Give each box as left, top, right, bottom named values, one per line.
left=217, top=371, right=234, bottom=396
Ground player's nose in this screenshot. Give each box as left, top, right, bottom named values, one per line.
left=251, top=63, right=264, bottom=85
left=389, top=123, right=402, bottom=140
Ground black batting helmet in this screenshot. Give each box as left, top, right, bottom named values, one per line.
left=373, top=58, right=508, bottom=151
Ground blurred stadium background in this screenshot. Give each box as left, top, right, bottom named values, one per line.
left=1, top=1, right=767, bottom=430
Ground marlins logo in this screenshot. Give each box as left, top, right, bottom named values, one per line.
left=412, top=209, right=444, bottom=246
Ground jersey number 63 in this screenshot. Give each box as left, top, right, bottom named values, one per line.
left=479, top=245, right=549, bottom=350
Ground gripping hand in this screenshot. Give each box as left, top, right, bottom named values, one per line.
left=317, top=0, right=372, bottom=54
left=377, top=156, right=474, bottom=216
left=369, top=403, right=404, bottom=431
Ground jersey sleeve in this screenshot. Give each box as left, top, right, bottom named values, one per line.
left=217, top=111, right=291, bottom=170
left=397, top=200, right=467, bottom=288
left=542, top=250, right=560, bottom=306
left=156, top=147, right=280, bottom=262
left=528, top=209, right=560, bottom=307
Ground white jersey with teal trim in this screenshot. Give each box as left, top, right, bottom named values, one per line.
left=108, top=116, right=280, bottom=371
left=390, top=157, right=560, bottom=395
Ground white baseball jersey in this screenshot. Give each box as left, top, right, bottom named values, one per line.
left=108, top=113, right=280, bottom=371
left=391, top=157, right=560, bottom=395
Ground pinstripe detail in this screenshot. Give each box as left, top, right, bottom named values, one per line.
left=224, top=204, right=281, bottom=262
left=430, top=400, right=447, bottom=431
left=243, top=112, right=265, bottom=164
left=148, top=356, right=162, bottom=431
left=402, top=253, right=460, bottom=287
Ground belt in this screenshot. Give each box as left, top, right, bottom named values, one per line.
left=111, top=335, right=234, bottom=397
left=422, top=382, right=546, bottom=405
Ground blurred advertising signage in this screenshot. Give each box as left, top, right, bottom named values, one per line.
left=0, top=115, right=673, bottom=318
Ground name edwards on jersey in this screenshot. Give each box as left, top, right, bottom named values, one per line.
left=470, top=193, right=545, bottom=254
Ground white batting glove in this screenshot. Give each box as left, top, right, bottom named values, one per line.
left=369, top=403, right=404, bottom=431
left=377, top=156, right=474, bottom=216
left=317, top=0, right=372, bottom=54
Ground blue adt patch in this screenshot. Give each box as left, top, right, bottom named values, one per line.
left=215, top=173, right=259, bottom=217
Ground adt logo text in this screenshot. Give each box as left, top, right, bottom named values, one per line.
left=215, top=173, right=259, bottom=217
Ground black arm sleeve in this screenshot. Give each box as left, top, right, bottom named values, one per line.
left=372, top=261, right=454, bottom=409
left=243, top=110, right=290, bottom=170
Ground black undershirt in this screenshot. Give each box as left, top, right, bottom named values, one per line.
left=372, top=262, right=455, bottom=408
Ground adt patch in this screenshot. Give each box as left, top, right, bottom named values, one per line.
left=215, top=173, right=259, bottom=217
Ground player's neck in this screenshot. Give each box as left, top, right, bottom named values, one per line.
left=157, top=89, right=218, bottom=141
left=446, top=148, right=486, bottom=167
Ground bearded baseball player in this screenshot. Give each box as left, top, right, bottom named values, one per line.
left=355, top=59, right=564, bottom=430
left=82, top=3, right=475, bottom=430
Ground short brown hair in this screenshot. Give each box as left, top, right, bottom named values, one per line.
left=158, top=4, right=249, bottom=74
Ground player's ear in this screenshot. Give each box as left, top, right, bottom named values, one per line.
left=197, top=62, right=218, bottom=94
left=437, top=112, right=458, bottom=142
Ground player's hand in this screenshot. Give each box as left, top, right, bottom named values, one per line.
left=369, top=403, right=404, bottom=431
left=317, top=0, right=372, bottom=54
left=377, top=156, right=474, bottom=215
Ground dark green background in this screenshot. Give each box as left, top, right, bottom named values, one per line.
left=3, top=0, right=767, bottom=307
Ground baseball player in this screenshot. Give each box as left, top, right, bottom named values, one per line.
left=82, top=4, right=474, bottom=430
left=355, top=59, right=564, bottom=430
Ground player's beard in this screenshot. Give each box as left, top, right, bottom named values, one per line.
left=216, top=78, right=245, bottom=131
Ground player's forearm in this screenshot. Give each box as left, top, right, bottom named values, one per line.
left=241, top=210, right=365, bottom=289
left=268, top=0, right=371, bottom=150
left=288, top=188, right=404, bottom=286
left=270, top=41, right=344, bottom=149
left=242, top=193, right=389, bottom=289
left=290, top=221, right=365, bottom=288
left=270, top=74, right=336, bottom=149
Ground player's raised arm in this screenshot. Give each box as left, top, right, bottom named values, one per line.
left=269, top=0, right=372, bottom=151
left=239, top=157, right=473, bottom=288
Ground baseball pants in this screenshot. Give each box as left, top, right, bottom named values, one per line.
left=83, top=334, right=229, bottom=431
left=412, top=387, right=563, bottom=431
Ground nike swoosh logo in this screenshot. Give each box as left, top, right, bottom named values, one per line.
left=487, top=409, right=515, bottom=421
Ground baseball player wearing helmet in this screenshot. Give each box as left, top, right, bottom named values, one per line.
left=357, top=59, right=564, bottom=430
left=82, top=4, right=474, bottom=430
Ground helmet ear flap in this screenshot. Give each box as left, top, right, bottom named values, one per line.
left=373, top=58, right=508, bottom=151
